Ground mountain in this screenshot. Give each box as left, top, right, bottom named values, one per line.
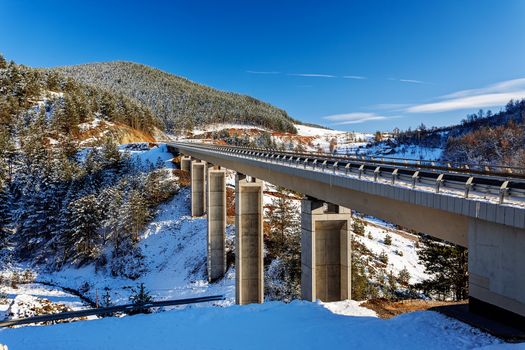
left=0, top=56, right=162, bottom=145
left=49, top=62, right=298, bottom=133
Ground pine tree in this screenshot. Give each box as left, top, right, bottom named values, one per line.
left=0, top=183, right=12, bottom=245
left=68, top=194, right=102, bottom=263
left=264, top=189, right=301, bottom=300
left=415, top=236, right=468, bottom=301
left=0, top=54, right=7, bottom=69
left=128, top=283, right=153, bottom=314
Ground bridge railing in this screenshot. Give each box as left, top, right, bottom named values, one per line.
left=170, top=142, right=525, bottom=206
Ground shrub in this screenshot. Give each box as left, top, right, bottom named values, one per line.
left=398, top=267, right=411, bottom=287
left=384, top=234, right=392, bottom=245
left=378, top=251, right=389, bottom=264
left=352, top=218, right=365, bottom=237
left=129, top=283, right=153, bottom=314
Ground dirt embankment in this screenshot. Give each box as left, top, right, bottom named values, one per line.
left=361, top=298, right=467, bottom=319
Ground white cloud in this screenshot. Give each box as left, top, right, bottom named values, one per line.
left=442, top=77, right=525, bottom=98
left=288, top=73, right=336, bottom=78
left=406, top=77, right=525, bottom=113
left=406, top=91, right=525, bottom=113
left=399, top=79, right=427, bottom=84
left=246, top=70, right=280, bottom=74
left=323, top=112, right=396, bottom=125
left=343, top=75, right=367, bottom=80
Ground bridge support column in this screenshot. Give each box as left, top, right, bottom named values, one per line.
left=301, top=198, right=351, bottom=302
left=235, top=174, right=264, bottom=305
left=207, top=166, right=226, bottom=282
left=468, top=219, right=525, bottom=327
left=191, top=160, right=206, bottom=217
left=181, top=155, right=192, bottom=172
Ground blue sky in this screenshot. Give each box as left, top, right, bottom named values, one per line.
left=1, top=0, right=525, bottom=132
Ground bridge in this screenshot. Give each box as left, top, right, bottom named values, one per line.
left=167, top=141, right=525, bottom=327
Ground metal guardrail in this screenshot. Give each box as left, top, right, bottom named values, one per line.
left=169, top=142, right=525, bottom=205
left=0, top=295, right=225, bottom=328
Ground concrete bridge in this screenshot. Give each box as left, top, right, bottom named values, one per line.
left=167, top=141, right=525, bottom=326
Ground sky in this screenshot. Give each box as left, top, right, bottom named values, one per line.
left=1, top=0, right=525, bottom=132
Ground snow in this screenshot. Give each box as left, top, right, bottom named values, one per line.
left=0, top=283, right=89, bottom=325
left=321, top=299, right=378, bottom=317
left=78, top=118, right=106, bottom=132
left=0, top=301, right=506, bottom=350
left=193, top=123, right=268, bottom=135
left=121, top=143, right=175, bottom=169
left=362, top=143, right=443, bottom=161
left=356, top=217, right=429, bottom=284
left=28, top=187, right=234, bottom=307
left=294, top=124, right=373, bottom=154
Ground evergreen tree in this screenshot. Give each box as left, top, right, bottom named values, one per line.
left=128, top=283, right=153, bottom=314
left=68, top=194, right=102, bottom=263
left=416, top=236, right=468, bottom=301
left=0, top=183, right=11, bottom=245
left=264, top=189, right=301, bottom=300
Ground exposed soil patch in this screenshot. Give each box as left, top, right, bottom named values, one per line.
left=361, top=298, right=467, bottom=319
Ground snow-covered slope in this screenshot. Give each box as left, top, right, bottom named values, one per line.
left=34, top=187, right=235, bottom=307
left=0, top=301, right=504, bottom=350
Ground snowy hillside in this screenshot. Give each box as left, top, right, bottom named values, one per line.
left=0, top=301, right=504, bottom=350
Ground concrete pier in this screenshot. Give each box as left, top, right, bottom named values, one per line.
left=181, top=155, right=192, bottom=172
left=191, top=160, right=206, bottom=217
left=207, top=166, right=227, bottom=282
left=235, top=174, right=264, bottom=305
left=301, top=198, right=351, bottom=302
left=468, top=219, right=525, bottom=324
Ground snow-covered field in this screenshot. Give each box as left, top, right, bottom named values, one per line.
left=0, top=301, right=508, bottom=350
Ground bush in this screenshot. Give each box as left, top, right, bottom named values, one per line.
left=129, top=283, right=153, bottom=314
left=378, top=251, right=389, bottom=264
left=352, top=218, right=365, bottom=237
left=398, top=267, right=411, bottom=287
left=384, top=234, right=392, bottom=245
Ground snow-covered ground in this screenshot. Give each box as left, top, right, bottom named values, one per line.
left=356, top=217, right=429, bottom=284
left=0, top=301, right=508, bottom=350
left=361, top=142, right=443, bottom=161
left=33, top=187, right=234, bottom=307
left=294, top=124, right=372, bottom=154
left=0, top=282, right=90, bottom=326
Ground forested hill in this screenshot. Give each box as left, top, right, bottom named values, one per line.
left=385, top=99, right=525, bottom=166
left=0, top=56, right=162, bottom=141
left=50, top=61, right=298, bottom=133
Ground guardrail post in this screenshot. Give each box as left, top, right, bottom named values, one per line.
left=358, top=164, right=365, bottom=179
left=465, top=177, right=474, bottom=198
left=499, top=181, right=509, bottom=204
left=435, top=173, right=444, bottom=193
left=412, top=171, right=419, bottom=189
left=373, top=167, right=381, bottom=182
left=391, top=169, right=399, bottom=184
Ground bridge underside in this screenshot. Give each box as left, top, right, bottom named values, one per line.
left=175, top=145, right=525, bottom=327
